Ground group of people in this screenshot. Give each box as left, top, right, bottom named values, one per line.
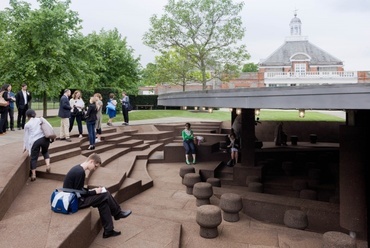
left=106, top=91, right=130, bottom=126
left=58, top=89, right=104, bottom=150
left=21, top=89, right=132, bottom=239
left=23, top=112, right=131, bottom=238
left=57, top=89, right=131, bottom=150
left=0, top=83, right=32, bottom=135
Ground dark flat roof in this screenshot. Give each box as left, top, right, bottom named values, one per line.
left=158, top=83, right=370, bottom=110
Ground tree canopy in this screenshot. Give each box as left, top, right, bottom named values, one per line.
left=242, top=62, right=259, bottom=72
left=143, top=0, right=250, bottom=90
left=0, top=0, right=141, bottom=116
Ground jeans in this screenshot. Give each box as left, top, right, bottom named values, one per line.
left=183, top=140, right=196, bottom=154
left=86, top=120, right=96, bottom=146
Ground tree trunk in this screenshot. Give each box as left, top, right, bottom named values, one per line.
left=200, top=59, right=207, bottom=90
left=42, top=91, right=47, bottom=117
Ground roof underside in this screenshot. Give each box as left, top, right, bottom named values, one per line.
left=260, top=41, right=343, bottom=66
left=158, top=84, right=370, bottom=110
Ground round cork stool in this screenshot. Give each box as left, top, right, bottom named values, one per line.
left=183, top=173, right=201, bottom=195
left=283, top=209, right=308, bottom=230
left=193, top=182, right=213, bottom=206
left=206, top=177, right=221, bottom=187
left=196, top=205, right=222, bottom=239
left=179, top=166, right=195, bottom=184
left=248, top=182, right=263, bottom=193
left=246, top=176, right=260, bottom=186
left=219, top=193, right=243, bottom=222
left=322, top=231, right=356, bottom=248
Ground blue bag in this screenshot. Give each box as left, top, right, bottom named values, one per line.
left=50, top=189, right=79, bottom=214
left=106, top=101, right=116, bottom=111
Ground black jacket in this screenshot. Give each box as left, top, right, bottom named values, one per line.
left=15, top=90, right=32, bottom=109
left=85, top=104, right=97, bottom=122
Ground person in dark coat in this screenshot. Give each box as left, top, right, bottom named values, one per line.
left=15, top=83, right=32, bottom=130
left=58, top=89, right=72, bottom=142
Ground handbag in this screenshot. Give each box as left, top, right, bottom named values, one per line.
left=50, top=188, right=85, bottom=214
left=0, top=91, right=9, bottom=107
left=40, top=117, right=57, bottom=140
left=106, top=101, right=116, bottom=111
left=127, top=102, right=133, bottom=112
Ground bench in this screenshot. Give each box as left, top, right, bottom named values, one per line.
left=136, top=104, right=153, bottom=110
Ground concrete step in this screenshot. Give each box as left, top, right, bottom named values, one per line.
left=81, top=143, right=118, bottom=156
left=37, top=146, right=81, bottom=166
left=132, top=143, right=150, bottom=151
left=148, top=151, right=164, bottom=163
left=131, top=131, right=174, bottom=141
left=131, top=143, right=164, bottom=160
left=128, top=159, right=153, bottom=191
left=104, top=135, right=132, bottom=144
left=117, top=139, right=144, bottom=148
left=36, top=154, right=91, bottom=181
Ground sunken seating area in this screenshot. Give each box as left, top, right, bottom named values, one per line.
left=0, top=121, right=228, bottom=247
left=0, top=125, right=173, bottom=247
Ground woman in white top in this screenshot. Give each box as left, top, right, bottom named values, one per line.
left=23, top=109, right=51, bottom=181
left=69, top=90, right=85, bottom=138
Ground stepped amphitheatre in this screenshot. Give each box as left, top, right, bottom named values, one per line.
left=0, top=84, right=369, bottom=247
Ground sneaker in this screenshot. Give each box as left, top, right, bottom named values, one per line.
left=95, top=138, right=101, bottom=143
left=193, top=160, right=196, bottom=164
left=78, top=134, right=83, bottom=138
left=186, top=160, right=190, bottom=165
left=65, top=138, right=72, bottom=142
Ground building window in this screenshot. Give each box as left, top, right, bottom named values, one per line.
left=295, top=63, right=306, bottom=75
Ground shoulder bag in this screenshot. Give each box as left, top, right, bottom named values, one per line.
left=40, top=117, right=57, bottom=140
left=0, top=91, right=9, bottom=107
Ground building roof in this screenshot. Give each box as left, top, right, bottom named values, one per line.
left=259, top=40, right=343, bottom=67
left=259, top=13, right=343, bottom=67
left=158, top=83, right=370, bottom=110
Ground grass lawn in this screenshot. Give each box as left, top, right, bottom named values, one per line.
left=44, top=109, right=344, bottom=127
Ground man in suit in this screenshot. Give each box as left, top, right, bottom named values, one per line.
left=15, top=83, right=32, bottom=130
left=58, top=89, right=72, bottom=142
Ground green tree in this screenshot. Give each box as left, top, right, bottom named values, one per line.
left=242, top=62, right=259, bottom=72
left=0, top=0, right=82, bottom=117
left=143, top=0, right=250, bottom=90
left=85, top=29, right=141, bottom=95
left=155, top=48, right=200, bottom=91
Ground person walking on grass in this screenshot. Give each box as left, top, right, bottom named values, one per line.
left=182, top=122, right=196, bottom=165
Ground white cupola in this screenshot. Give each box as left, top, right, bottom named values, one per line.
left=289, top=12, right=302, bottom=36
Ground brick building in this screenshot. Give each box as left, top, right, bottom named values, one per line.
left=140, top=13, right=369, bottom=94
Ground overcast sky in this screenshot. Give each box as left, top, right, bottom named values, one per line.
left=1, top=0, right=370, bottom=71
